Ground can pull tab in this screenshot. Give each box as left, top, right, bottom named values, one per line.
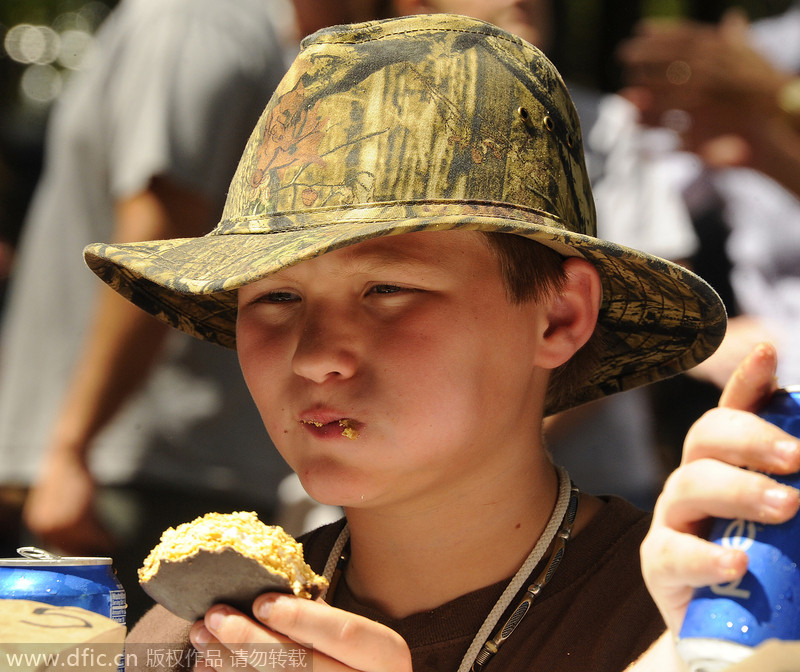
left=16, top=546, right=61, bottom=560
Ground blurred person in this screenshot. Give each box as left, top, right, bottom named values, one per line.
left=0, top=155, right=15, bottom=311
left=620, top=7, right=800, bottom=197
left=393, top=0, right=700, bottom=507
left=0, top=0, right=377, bottom=623
left=391, top=0, right=553, bottom=47
left=619, top=5, right=800, bottom=457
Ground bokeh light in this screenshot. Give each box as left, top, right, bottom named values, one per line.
left=57, top=29, right=93, bottom=70
left=2, top=1, right=111, bottom=110
left=4, top=24, right=60, bottom=65
left=20, top=62, right=62, bottom=104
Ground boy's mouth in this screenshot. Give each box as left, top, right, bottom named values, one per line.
left=338, top=418, right=359, bottom=440
left=300, top=417, right=359, bottom=440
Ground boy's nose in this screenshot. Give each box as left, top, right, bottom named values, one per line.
left=291, top=310, right=359, bottom=383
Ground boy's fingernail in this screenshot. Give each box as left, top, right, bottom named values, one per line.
left=206, top=608, right=228, bottom=633
left=192, top=624, right=211, bottom=645
left=716, top=551, right=742, bottom=578
left=776, top=439, right=800, bottom=462
left=256, top=596, right=275, bottom=620
left=763, top=486, right=799, bottom=514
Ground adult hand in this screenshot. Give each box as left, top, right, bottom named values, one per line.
left=23, top=446, right=115, bottom=555
left=641, top=343, right=800, bottom=636
left=189, top=594, right=412, bottom=672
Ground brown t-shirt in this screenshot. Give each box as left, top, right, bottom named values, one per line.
left=126, top=497, right=663, bottom=671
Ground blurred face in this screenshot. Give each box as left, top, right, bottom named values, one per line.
left=397, top=0, right=553, bottom=51
left=292, top=0, right=385, bottom=38
left=236, top=231, right=550, bottom=510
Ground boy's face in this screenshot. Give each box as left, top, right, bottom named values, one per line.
left=236, top=230, right=552, bottom=509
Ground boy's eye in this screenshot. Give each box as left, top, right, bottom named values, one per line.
left=259, top=291, right=300, bottom=303
left=368, top=284, right=405, bottom=295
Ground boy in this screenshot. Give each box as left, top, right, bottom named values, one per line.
left=85, top=14, right=800, bottom=671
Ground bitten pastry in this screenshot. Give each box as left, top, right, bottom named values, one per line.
left=138, top=511, right=328, bottom=621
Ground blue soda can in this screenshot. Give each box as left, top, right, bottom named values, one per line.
left=677, top=386, right=800, bottom=672
left=0, top=546, right=126, bottom=625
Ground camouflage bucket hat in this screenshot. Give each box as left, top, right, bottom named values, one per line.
left=84, top=13, right=726, bottom=415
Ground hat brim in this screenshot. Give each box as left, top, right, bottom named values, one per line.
left=84, top=204, right=726, bottom=416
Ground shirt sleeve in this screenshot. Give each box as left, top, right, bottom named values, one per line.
left=588, top=94, right=699, bottom=261
left=102, top=0, right=286, bottom=203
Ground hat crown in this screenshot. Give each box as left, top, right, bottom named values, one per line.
left=217, top=14, right=596, bottom=238
left=83, top=13, right=726, bottom=415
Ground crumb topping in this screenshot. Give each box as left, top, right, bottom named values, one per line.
left=138, top=511, right=327, bottom=598
left=339, top=419, right=359, bottom=440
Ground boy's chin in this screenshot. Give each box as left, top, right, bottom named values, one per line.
left=294, top=468, right=372, bottom=508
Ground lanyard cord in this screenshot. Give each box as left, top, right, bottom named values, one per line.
left=466, top=467, right=578, bottom=670
left=320, top=464, right=578, bottom=672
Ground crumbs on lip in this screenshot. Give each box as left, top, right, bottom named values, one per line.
left=300, top=418, right=358, bottom=439
left=339, top=419, right=359, bottom=440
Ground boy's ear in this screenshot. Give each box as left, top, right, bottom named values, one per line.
left=533, top=258, right=601, bottom=370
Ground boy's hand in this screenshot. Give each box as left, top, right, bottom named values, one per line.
left=189, top=594, right=412, bottom=672
left=641, top=343, right=800, bottom=637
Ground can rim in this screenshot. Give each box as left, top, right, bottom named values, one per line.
left=0, top=546, right=113, bottom=566
left=0, top=557, right=113, bottom=566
